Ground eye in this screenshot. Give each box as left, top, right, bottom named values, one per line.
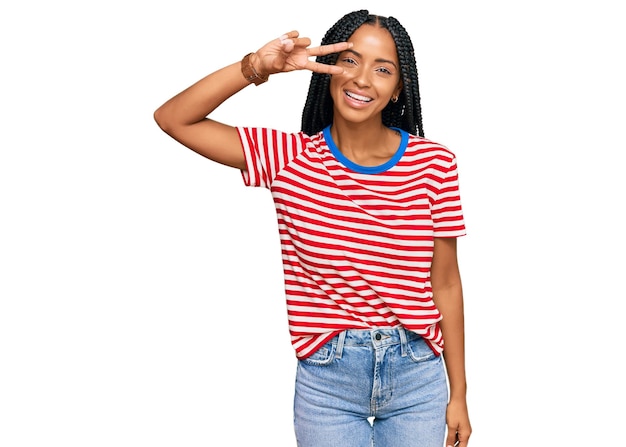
left=340, top=57, right=357, bottom=65
left=376, top=66, right=393, bottom=75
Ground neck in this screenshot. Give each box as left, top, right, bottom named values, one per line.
left=330, top=121, right=400, bottom=167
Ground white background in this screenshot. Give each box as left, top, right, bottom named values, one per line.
left=1, top=1, right=624, bottom=445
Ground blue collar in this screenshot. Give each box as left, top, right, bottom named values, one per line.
left=323, top=125, right=408, bottom=174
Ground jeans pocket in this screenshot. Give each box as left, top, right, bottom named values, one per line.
left=406, top=335, right=437, bottom=363
left=300, top=339, right=337, bottom=366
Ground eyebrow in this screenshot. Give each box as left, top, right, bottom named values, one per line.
left=342, top=49, right=398, bottom=70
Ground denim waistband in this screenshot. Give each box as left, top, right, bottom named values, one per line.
left=335, top=327, right=421, bottom=359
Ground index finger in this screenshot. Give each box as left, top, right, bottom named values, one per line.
left=304, top=42, right=351, bottom=75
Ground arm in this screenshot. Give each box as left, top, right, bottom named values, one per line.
left=153, top=31, right=351, bottom=170
left=431, top=237, right=472, bottom=447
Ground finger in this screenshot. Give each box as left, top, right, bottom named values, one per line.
left=458, top=434, right=470, bottom=446
left=280, top=30, right=300, bottom=40
left=451, top=431, right=470, bottom=447
left=303, top=60, right=344, bottom=75
left=308, top=41, right=352, bottom=57
left=284, top=36, right=312, bottom=50
left=445, top=433, right=458, bottom=447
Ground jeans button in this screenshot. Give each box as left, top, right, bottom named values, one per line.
left=374, top=333, right=382, bottom=341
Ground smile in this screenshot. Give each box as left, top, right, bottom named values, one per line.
left=345, top=91, right=372, bottom=103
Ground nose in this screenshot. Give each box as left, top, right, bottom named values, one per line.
left=351, top=66, right=371, bottom=88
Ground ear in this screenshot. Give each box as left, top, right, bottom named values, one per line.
left=394, top=80, right=403, bottom=99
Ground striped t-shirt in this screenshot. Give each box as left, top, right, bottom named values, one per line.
left=238, top=125, right=466, bottom=359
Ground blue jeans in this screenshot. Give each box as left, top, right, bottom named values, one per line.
left=293, top=327, right=448, bottom=447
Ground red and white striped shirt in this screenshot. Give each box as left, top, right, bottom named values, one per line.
left=238, top=125, right=466, bottom=359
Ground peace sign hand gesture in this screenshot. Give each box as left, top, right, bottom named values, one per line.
left=253, top=30, right=351, bottom=78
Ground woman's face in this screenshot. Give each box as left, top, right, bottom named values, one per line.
left=330, top=24, right=403, bottom=126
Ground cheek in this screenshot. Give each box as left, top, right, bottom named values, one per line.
left=329, top=76, right=343, bottom=101
left=381, top=78, right=401, bottom=97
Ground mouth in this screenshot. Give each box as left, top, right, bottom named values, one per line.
left=345, top=90, right=373, bottom=103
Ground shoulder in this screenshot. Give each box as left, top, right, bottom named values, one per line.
left=404, top=133, right=457, bottom=162
left=237, top=126, right=316, bottom=147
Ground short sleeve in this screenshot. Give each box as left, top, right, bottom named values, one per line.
left=431, top=155, right=466, bottom=237
left=237, top=127, right=304, bottom=189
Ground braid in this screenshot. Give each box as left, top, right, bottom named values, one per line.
left=300, top=10, right=425, bottom=137
left=385, top=16, right=424, bottom=137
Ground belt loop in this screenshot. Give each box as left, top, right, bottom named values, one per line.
left=398, top=326, right=408, bottom=357
left=335, top=330, right=347, bottom=359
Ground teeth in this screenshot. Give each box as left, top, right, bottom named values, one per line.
left=346, top=91, right=372, bottom=102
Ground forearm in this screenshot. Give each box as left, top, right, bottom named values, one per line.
left=154, top=61, right=250, bottom=131
left=436, top=284, right=467, bottom=400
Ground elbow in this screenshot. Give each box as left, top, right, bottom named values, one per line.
left=153, top=106, right=171, bottom=133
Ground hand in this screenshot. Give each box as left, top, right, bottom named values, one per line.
left=253, top=30, right=351, bottom=77
left=446, top=398, right=472, bottom=447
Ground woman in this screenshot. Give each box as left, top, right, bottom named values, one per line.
left=154, top=10, right=471, bottom=447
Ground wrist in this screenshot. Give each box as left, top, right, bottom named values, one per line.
left=448, top=386, right=468, bottom=401
left=241, top=52, right=268, bottom=86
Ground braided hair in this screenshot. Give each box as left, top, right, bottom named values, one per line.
left=301, top=10, right=424, bottom=137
